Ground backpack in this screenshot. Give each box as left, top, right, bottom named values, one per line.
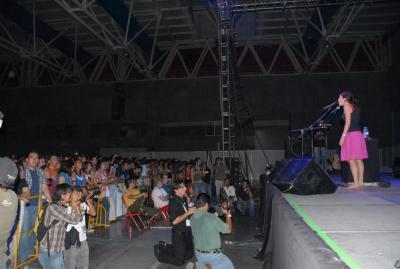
left=34, top=203, right=59, bottom=256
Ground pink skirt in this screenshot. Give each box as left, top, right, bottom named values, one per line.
left=340, top=131, right=368, bottom=161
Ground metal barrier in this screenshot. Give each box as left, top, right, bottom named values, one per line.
left=93, top=197, right=108, bottom=228
left=8, top=183, right=125, bottom=268
left=12, top=195, right=43, bottom=269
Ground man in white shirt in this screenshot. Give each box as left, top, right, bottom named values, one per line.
left=151, top=179, right=169, bottom=210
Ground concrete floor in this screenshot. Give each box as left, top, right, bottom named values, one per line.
left=25, top=213, right=263, bottom=269
left=285, top=175, right=400, bottom=269
left=88, top=214, right=264, bottom=269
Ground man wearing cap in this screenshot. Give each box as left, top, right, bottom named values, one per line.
left=155, top=182, right=196, bottom=267
left=0, top=157, right=18, bottom=269
left=190, top=193, right=234, bottom=269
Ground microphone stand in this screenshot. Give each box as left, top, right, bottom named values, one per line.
left=296, top=105, right=340, bottom=157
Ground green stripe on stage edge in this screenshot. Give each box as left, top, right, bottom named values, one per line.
left=284, top=195, right=361, bottom=269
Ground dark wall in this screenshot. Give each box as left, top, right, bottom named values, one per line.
left=0, top=72, right=397, bottom=155
left=388, top=30, right=400, bottom=146
left=242, top=73, right=395, bottom=146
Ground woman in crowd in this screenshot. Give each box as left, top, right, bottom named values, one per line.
left=83, top=161, right=95, bottom=187
left=58, top=160, right=74, bottom=186
left=72, top=159, right=86, bottom=187
left=47, top=155, right=59, bottom=194
left=94, top=160, right=111, bottom=226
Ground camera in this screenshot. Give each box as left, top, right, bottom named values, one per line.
left=216, top=200, right=230, bottom=217
left=79, top=186, right=101, bottom=201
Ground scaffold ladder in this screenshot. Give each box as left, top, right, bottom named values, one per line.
left=217, top=0, right=235, bottom=163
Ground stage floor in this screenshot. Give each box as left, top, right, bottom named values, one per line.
left=284, top=175, right=400, bottom=269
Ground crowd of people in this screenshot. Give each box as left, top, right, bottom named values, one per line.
left=0, top=151, right=257, bottom=269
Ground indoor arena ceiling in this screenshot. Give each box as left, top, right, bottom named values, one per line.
left=1, top=0, right=400, bottom=85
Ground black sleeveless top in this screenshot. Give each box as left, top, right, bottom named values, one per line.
left=342, top=108, right=361, bottom=132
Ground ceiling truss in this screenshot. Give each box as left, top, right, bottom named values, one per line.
left=0, top=0, right=399, bottom=87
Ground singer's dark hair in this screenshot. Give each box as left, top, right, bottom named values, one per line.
left=340, top=91, right=359, bottom=108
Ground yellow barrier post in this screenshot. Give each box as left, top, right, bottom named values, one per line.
left=13, top=195, right=42, bottom=269
left=94, top=196, right=108, bottom=228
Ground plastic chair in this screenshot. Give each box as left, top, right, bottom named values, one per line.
left=158, top=205, right=170, bottom=224
left=122, top=199, right=146, bottom=238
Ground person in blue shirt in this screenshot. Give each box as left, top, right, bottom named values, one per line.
left=18, top=151, right=52, bottom=262
left=116, top=161, right=130, bottom=181
left=58, top=160, right=73, bottom=186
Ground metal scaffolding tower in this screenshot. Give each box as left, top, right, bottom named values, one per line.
left=217, top=0, right=235, bottom=164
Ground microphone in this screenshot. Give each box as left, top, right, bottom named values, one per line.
left=323, top=101, right=338, bottom=110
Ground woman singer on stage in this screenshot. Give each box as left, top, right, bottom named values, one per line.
left=338, top=91, right=368, bottom=190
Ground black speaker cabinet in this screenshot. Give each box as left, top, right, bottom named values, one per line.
left=272, top=157, right=337, bottom=195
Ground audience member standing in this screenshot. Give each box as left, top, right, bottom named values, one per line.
left=83, top=162, right=95, bottom=186
left=73, top=159, right=86, bottom=187
left=18, top=151, right=52, bottom=262
left=57, top=160, right=74, bottom=186
left=47, top=155, right=59, bottom=194
left=192, top=158, right=207, bottom=198
left=201, top=162, right=212, bottom=197
left=63, top=188, right=96, bottom=269
left=94, top=160, right=111, bottom=226
left=213, top=158, right=229, bottom=202
left=38, top=184, right=82, bottom=269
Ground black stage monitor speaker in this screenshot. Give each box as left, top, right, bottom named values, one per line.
left=273, top=157, right=337, bottom=195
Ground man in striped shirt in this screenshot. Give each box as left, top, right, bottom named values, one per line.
left=38, top=184, right=82, bottom=269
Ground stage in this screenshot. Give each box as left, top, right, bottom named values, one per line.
left=282, top=175, right=400, bottom=269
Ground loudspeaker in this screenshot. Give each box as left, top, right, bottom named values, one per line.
left=272, top=157, right=337, bottom=195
